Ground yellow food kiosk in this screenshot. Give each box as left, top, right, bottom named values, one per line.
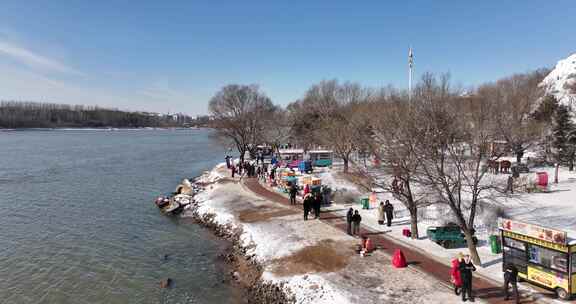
left=499, top=218, right=574, bottom=300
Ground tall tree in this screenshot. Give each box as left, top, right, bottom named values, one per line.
left=411, top=74, right=500, bottom=265
left=477, top=70, right=548, bottom=163
left=366, top=98, right=430, bottom=239
left=208, top=84, right=276, bottom=163
left=289, top=80, right=370, bottom=172
left=553, top=104, right=576, bottom=170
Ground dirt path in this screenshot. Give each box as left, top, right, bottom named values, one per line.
left=242, top=177, right=557, bottom=304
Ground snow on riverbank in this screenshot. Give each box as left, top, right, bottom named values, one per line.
left=184, top=165, right=470, bottom=304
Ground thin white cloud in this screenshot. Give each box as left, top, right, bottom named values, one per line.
left=0, top=39, right=81, bottom=75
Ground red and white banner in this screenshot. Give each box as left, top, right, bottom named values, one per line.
left=499, top=218, right=567, bottom=245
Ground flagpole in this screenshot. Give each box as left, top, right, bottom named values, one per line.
left=408, top=47, right=413, bottom=102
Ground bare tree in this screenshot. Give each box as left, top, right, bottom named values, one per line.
left=364, top=97, right=431, bottom=239
left=478, top=70, right=548, bottom=163
left=316, top=104, right=362, bottom=173
left=288, top=80, right=371, bottom=172
left=262, top=109, right=291, bottom=152
left=209, top=84, right=276, bottom=163
left=411, top=74, right=501, bottom=265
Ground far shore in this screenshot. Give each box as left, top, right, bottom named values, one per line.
left=0, top=126, right=209, bottom=131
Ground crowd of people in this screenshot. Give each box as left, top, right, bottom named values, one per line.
left=225, top=155, right=270, bottom=181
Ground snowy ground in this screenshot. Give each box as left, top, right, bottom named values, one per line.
left=184, top=164, right=474, bottom=304
left=314, top=163, right=576, bottom=304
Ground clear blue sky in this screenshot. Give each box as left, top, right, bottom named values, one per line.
left=0, top=1, right=574, bottom=115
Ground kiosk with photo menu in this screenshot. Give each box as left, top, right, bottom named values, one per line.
left=499, top=218, right=575, bottom=300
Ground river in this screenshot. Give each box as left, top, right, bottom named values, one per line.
left=0, top=129, right=237, bottom=304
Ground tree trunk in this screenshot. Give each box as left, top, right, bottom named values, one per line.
left=409, top=208, right=419, bottom=239
left=463, top=228, right=482, bottom=265
left=239, top=148, right=245, bottom=164
left=343, top=158, right=349, bottom=173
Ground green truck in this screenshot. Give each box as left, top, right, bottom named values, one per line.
left=426, top=223, right=478, bottom=249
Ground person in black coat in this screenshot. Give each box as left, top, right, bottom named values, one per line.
left=459, top=254, right=476, bottom=302
left=351, top=210, right=362, bottom=236
left=504, top=264, right=519, bottom=303
left=346, top=208, right=354, bottom=235
left=313, top=193, right=322, bottom=219
left=289, top=183, right=298, bottom=205
left=384, top=200, right=394, bottom=227
left=303, top=194, right=312, bottom=220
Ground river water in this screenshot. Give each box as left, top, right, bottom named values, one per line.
left=0, top=129, right=236, bottom=304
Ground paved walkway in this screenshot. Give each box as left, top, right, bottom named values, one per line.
left=242, top=177, right=557, bottom=304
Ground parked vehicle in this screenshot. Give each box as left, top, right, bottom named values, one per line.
left=308, top=150, right=333, bottom=167
left=426, top=223, right=478, bottom=249
left=499, top=218, right=573, bottom=300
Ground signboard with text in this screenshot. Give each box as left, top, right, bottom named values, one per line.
left=499, top=218, right=567, bottom=246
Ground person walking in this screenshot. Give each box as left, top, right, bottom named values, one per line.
left=384, top=200, right=394, bottom=227
left=303, top=194, right=312, bottom=221
left=225, top=155, right=231, bottom=169
left=313, top=193, right=322, bottom=219
left=506, top=176, right=514, bottom=194
left=450, top=253, right=464, bottom=295
left=303, top=183, right=310, bottom=196
left=377, top=202, right=385, bottom=225
left=231, top=165, right=236, bottom=178
left=503, top=264, right=519, bottom=303
left=352, top=210, right=362, bottom=236
left=270, top=167, right=276, bottom=181
left=346, top=208, right=354, bottom=235
left=289, top=183, right=298, bottom=205
left=459, top=254, right=476, bottom=302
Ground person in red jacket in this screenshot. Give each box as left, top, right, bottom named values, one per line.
left=450, top=253, right=464, bottom=295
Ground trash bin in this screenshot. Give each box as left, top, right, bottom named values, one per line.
left=489, top=235, right=501, bottom=254
left=536, top=172, right=548, bottom=187
left=360, top=198, right=370, bottom=209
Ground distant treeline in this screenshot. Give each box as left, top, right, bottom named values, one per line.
left=0, top=101, right=207, bottom=128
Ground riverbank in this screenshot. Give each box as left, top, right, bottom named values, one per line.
left=182, top=164, right=469, bottom=304
left=183, top=166, right=294, bottom=303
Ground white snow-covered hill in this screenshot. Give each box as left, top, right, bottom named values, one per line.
left=540, top=53, right=576, bottom=107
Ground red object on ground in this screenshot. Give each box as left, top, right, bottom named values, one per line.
left=450, top=259, right=462, bottom=287
left=363, top=238, right=374, bottom=253
left=402, top=228, right=411, bottom=237
left=392, top=249, right=407, bottom=268
left=536, top=172, right=548, bottom=187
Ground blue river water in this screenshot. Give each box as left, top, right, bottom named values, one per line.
left=0, top=129, right=237, bottom=304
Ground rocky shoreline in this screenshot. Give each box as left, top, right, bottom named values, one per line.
left=185, top=177, right=296, bottom=304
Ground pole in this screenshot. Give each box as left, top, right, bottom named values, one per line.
left=555, top=163, right=559, bottom=184
left=409, top=64, right=412, bottom=101
left=408, top=46, right=414, bottom=102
